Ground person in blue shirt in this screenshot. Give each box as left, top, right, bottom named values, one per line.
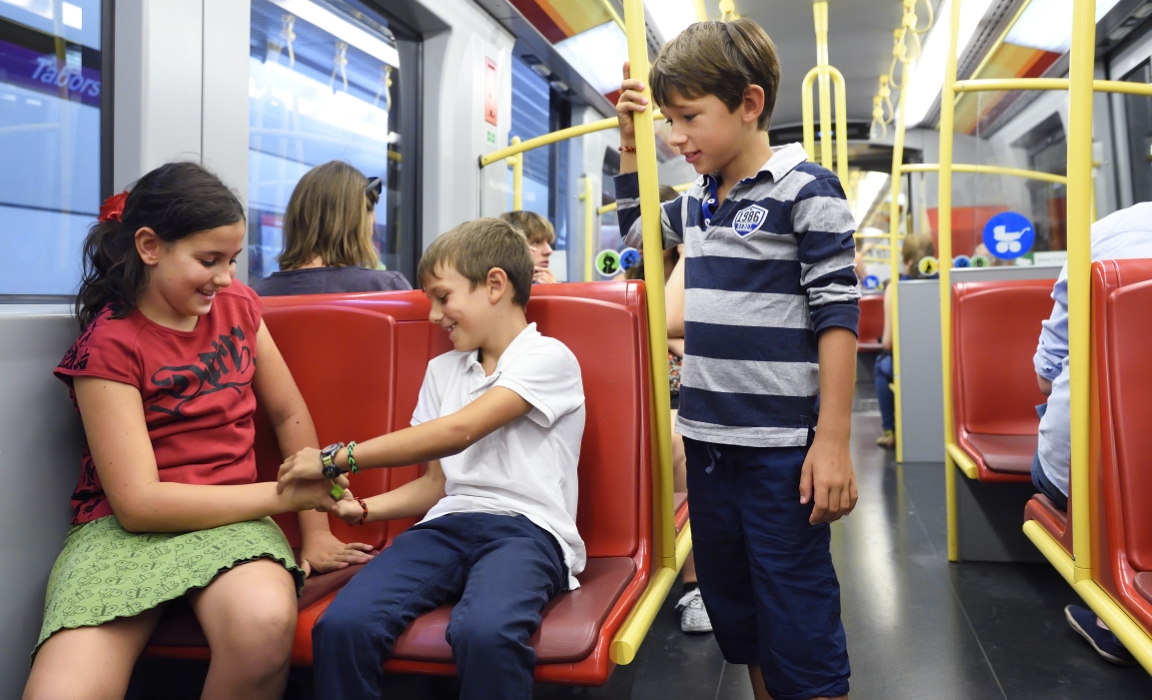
left=615, top=18, right=859, bottom=700
left=1031, top=201, right=1152, bottom=666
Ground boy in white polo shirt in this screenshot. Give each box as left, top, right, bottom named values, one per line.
left=277, top=218, right=586, bottom=700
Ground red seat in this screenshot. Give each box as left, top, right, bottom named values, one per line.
left=952, top=280, right=1054, bottom=481
left=674, top=492, right=689, bottom=534
left=1024, top=493, right=1071, bottom=555
left=857, top=293, right=884, bottom=353
left=146, top=303, right=399, bottom=663
left=1092, top=259, right=1152, bottom=637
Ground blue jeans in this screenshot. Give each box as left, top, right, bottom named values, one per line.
left=684, top=437, right=850, bottom=700
left=312, top=512, right=566, bottom=700
left=1031, top=403, right=1068, bottom=511
left=875, top=354, right=895, bottom=431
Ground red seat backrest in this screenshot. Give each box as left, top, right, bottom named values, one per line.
left=256, top=304, right=396, bottom=550
left=858, top=293, right=884, bottom=345
left=1098, top=260, right=1152, bottom=571
left=953, top=280, right=1054, bottom=435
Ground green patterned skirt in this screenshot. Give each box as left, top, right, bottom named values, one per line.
left=35, top=515, right=304, bottom=659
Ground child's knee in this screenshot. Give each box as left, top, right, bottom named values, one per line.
left=448, top=610, right=521, bottom=652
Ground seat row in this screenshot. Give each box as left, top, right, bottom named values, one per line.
left=143, top=281, right=686, bottom=686
left=1024, top=259, right=1152, bottom=642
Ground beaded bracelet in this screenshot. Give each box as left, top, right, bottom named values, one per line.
left=355, top=497, right=368, bottom=526
left=347, top=441, right=359, bottom=474
left=618, top=145, right=636, bottom=153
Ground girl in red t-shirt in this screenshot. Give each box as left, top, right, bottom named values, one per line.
left=26, top=162, right=372, bottom=700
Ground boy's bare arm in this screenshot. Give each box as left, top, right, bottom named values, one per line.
left=617, top=61, right=646, bottom=174
left=800, top=327, right=859, bottom=525
left=278, top=388, right=532, bottom=489
left=331, top=460, right=447, bottom=525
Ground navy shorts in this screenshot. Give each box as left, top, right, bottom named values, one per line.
left=684, top=437, right=850, bottom=700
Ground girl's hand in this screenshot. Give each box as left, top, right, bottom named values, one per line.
left=280, top=471, right=347, bottom=512
left=299, top=528, right=375, bottom=577
left=616, top=61, right=648, bottom=145
left=331, top=491, right=367, bottom=526
left=278, top=446, right=325, bottom=492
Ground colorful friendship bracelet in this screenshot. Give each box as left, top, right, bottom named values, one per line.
left=347, top=441, right=359, bottom=474
left=355, top=497, right=368, bottom=526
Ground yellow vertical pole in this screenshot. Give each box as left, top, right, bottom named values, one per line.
left=1067, top=0, right=1095, bottom=580
left=939, top=0, right=962, bottom=562
left=692, top=0, right=708, bottom=22
left=802, top=68, right=818, bottom=161
left=814, top=2, right=834, bottom=170
left=580, top=175, right=596, bottom=282
left=622, top=0, right=676, bottom=570
left=831, top=67, right=850, bottom=184
left=889, top=56, right=912, bottom=464
left=507, top=136, right=523, bottom=211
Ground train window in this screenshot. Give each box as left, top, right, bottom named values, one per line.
left=0, top=0, right=105, bottom=297
left=1121, top=60, right=1151, bottom=202
left=247, top=0, right=409, bottom=282
left=510, top=56, right=554, bottom=220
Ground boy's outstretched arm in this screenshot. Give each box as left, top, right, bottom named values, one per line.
left=800, top=327, right=859, bottom=524
left=331, top=460, right=447, bottom=526
left=277, top=387, right=532, bottom=490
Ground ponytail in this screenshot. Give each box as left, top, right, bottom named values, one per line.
left=76, top=162, right=245, bottom=329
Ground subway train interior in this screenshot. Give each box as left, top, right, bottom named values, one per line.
left=4, top=0, right=1152, bottom=698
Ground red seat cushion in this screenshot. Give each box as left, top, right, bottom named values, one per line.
left=857, top=293, right=884, bottom=353
left=391, top=557, right=636, bottom=664
left=966, top=433, right=1036, bottom=475
left=1024, top=493, right=1070, bottom=555
left=952, top=280, right=1054, bottom=481
left=674, top=492, right=689, bottom=534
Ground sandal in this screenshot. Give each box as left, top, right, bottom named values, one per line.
left=876, top=430, right=896, bottom=448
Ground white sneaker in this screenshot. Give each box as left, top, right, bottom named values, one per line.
left=675, top=587, right=713, bottom=634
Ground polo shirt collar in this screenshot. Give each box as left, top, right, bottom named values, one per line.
left=467, top=322, right=540, bottom=379
left=701, top=141, right=809, bottom=193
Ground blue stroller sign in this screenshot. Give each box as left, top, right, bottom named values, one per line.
left=982, top=212, right=1035, bottom=260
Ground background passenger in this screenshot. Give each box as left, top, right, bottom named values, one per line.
left=499, top=210, right=559, bottom=284
left=1030, top=202, right=1152, bottom=666
left=252, top=161, right=411, bottom=296
left=25, top=162, right=356, bottom=700
left=875, top=233, right=936, bottom=449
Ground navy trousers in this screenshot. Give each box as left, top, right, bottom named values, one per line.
left=312, top=512, right=566, bottom=700
left=875, top=353, right=895, bottom=432
left=684, top=437, right=850, bottom=700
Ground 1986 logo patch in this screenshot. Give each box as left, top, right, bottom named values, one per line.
left=732, top=205, right=768, bottom=237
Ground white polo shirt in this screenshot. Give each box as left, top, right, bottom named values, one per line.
left=411, top=323, right=586, bottom=590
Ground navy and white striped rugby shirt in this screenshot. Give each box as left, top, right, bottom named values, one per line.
left=616, top=142, right=860, bottom=447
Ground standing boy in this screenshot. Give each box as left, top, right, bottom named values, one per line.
left=278, top=218, right=586, bottom=700
left=615, top=19, right=859, bottom=700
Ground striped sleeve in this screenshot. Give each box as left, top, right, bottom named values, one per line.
left=614, top=172, right=684, bottom=250
left=791, top=173, right=861, bottom=336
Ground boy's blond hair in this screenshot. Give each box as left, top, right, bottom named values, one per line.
left=650, top=18, right=781, bottom=131
left=278, top=161, right=380, bottom=270
left=418, top=218, right=534, bottom=308
left=902, top=233, right=936, bottom=279
left=498, top=210, right=556, bottom=246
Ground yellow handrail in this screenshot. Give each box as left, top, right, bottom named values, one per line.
left=609, top=0, right=677, bottom=666
left=938, top=0, right=962, bottom=563
left=801, top=2, right=849, bottom=183
left=579, top=175, right=596, bottom=282
left=888, top=50, right=912, bottom=464
left=507, top=136, right=523, bottom=211
left=594, top=0, right=625, bottom=32
left=954, top=78, right=1152, bottom=97
left=901, top=162, right=1069, bottom=185
left=1067, top=0, right=1094, bottom=583
left=479, top=111, right=665, bottom=167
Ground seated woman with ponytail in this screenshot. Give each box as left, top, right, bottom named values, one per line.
left=25, top=162, right=371, bottom=700
left=252, top=161, right=412, bottom=296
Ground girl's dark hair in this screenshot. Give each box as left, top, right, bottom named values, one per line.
left=76, top=162, right=245, bottom=329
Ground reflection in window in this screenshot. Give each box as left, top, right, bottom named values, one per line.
left=248, top=0, right=402, bottom=281
left=0, top=0, right=102, bottom=295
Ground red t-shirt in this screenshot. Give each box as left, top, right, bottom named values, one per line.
left=55, top=283, right=264, bottom=524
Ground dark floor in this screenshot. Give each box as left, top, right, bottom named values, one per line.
left=127, top=382, right=1152, bottom=699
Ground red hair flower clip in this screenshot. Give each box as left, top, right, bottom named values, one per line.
left=97, top=190, right=129, bottom=223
